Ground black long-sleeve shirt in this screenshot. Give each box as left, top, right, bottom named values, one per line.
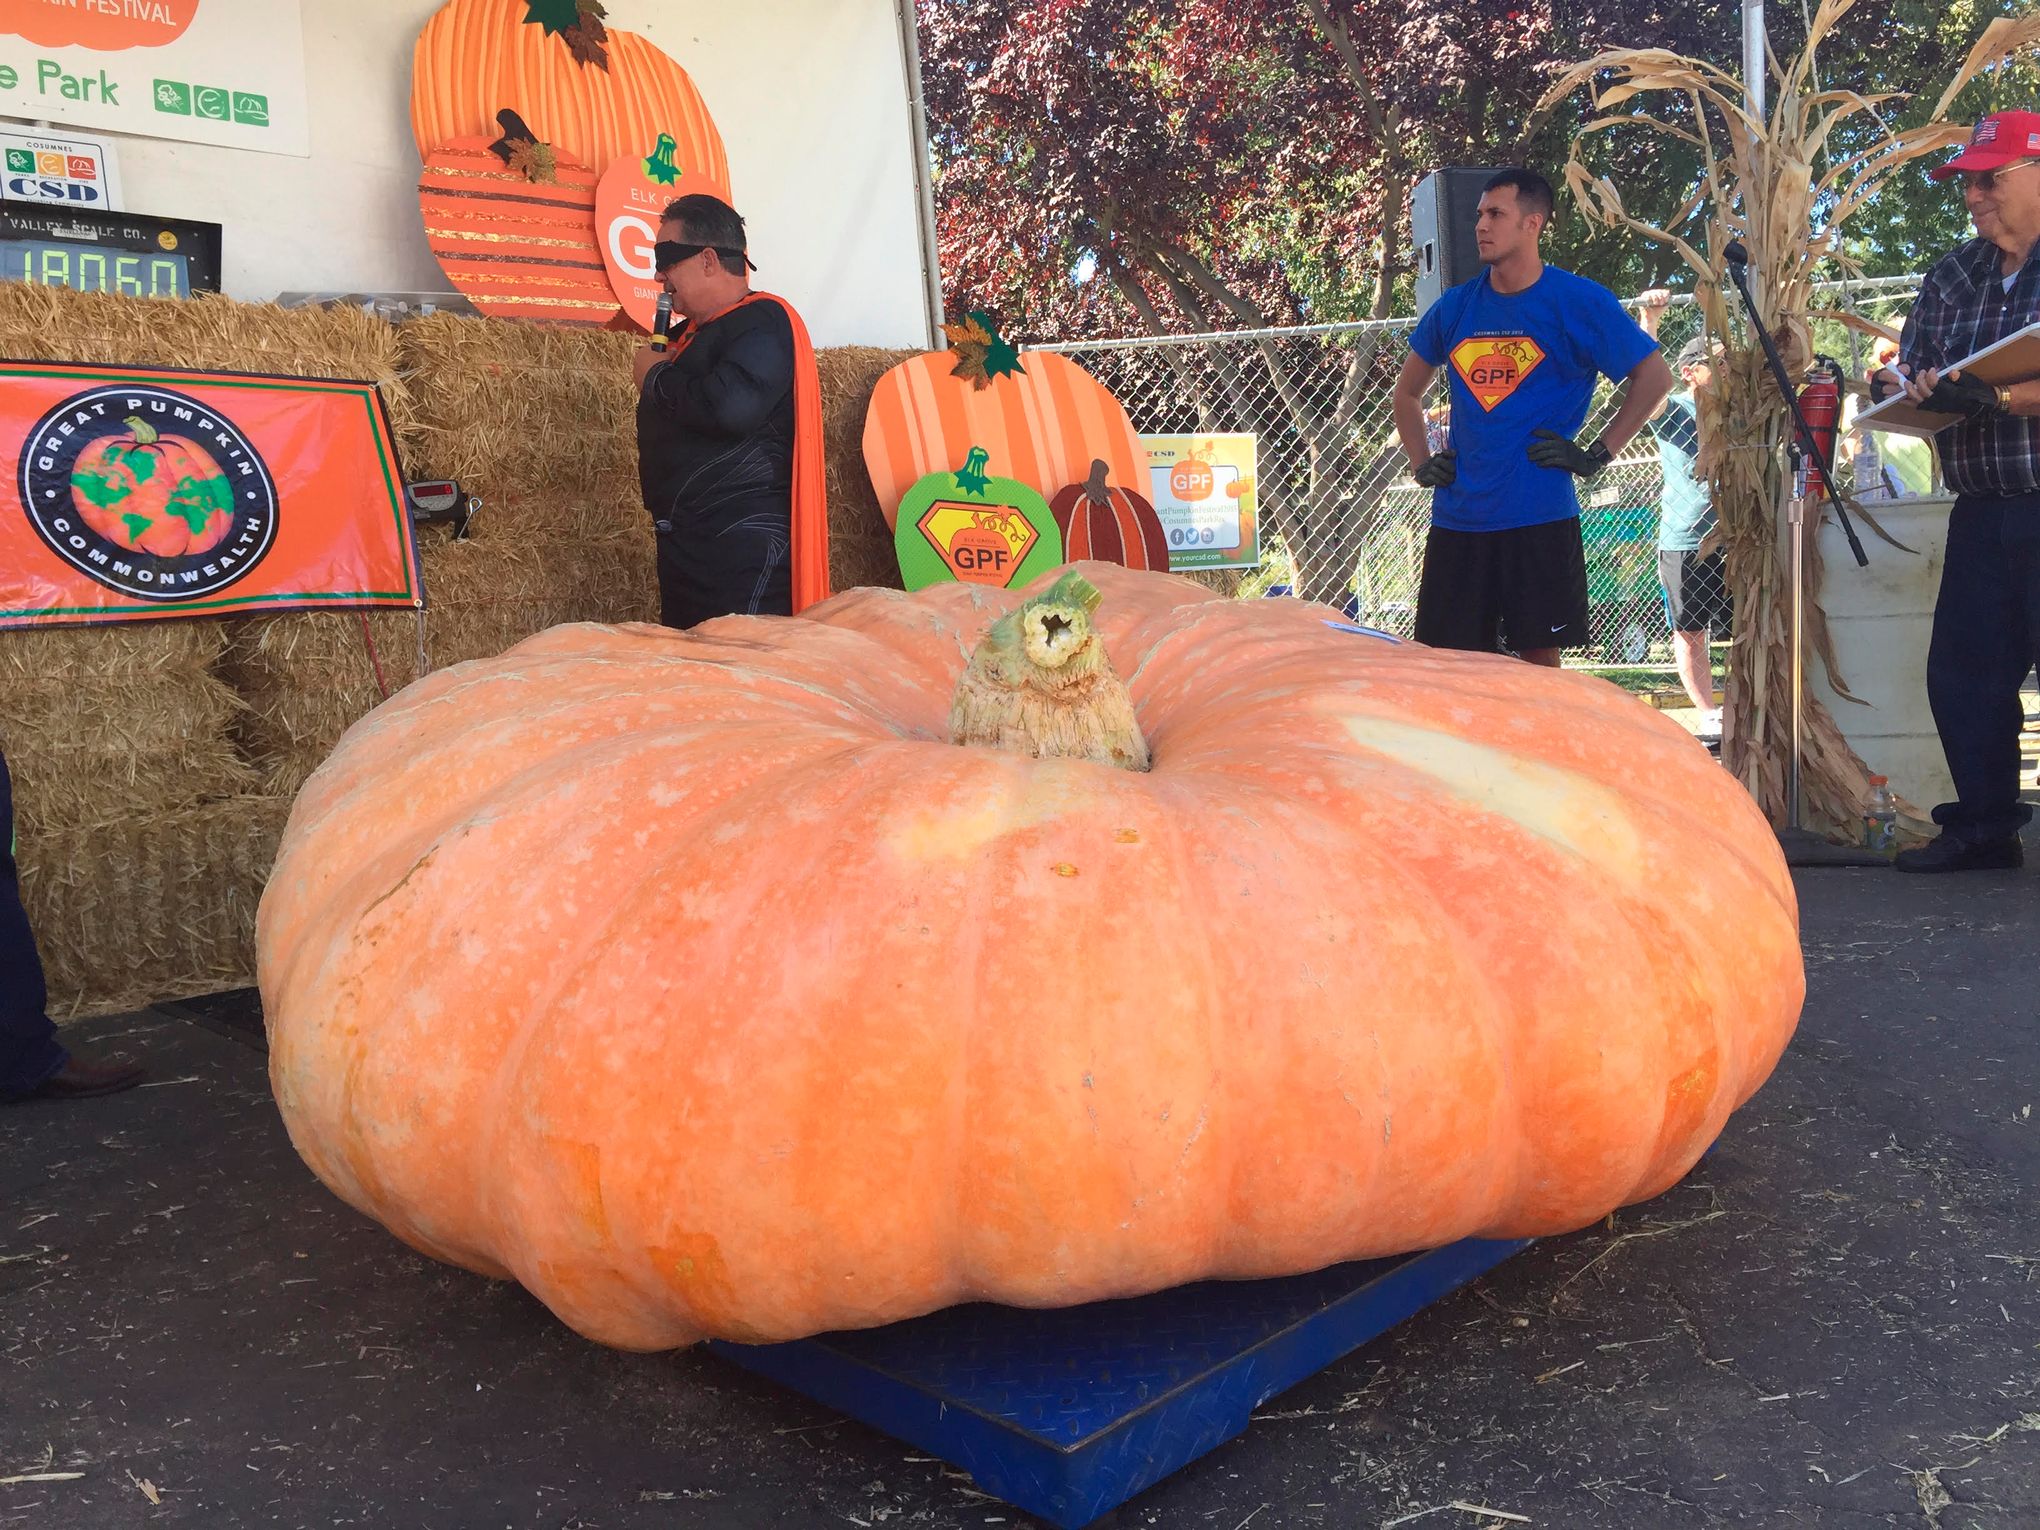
left=637, top=298, right=796, bottom=626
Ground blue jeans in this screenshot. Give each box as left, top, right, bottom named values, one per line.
left=1, top=748, right=66, bottom=1099
left=1925, top=493, right=2040, bottom=845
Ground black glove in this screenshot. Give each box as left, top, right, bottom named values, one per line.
left=1527, top=429, right=1613, bottom=477
left=1920, top=370, right=2004, bottom=420
left=1412, top=448, right=1457, bottom=488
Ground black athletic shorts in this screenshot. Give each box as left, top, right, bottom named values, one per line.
left=1414, top=518, right=1590, bottom=654
left=1658, top=548, right=1731, bottom=635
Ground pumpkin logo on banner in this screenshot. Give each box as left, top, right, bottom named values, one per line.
left=19, top=384, right=277, bottom=602
left=595, top=133, right=725, bottom=331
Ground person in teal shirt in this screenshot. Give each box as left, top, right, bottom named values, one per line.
left=1651, top=334, right=1731, bottom=736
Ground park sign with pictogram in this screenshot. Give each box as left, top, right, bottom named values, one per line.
left=894, top=447, right=1064, bottom=592
left=0, top=0, right=308, bottom=157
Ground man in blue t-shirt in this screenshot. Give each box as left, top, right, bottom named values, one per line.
left=1393, top=168, right=1674, bottom=665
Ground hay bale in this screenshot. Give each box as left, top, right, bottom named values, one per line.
left=0, top=622, right=257, bottom=834
left=220, top=610, right=422, bottom=796
left=819, top=345, right=915, bottom=594
left=0, top=285, right=414, bottom=447
left=398, top=314, right=641, bottom=527
left=222, top=531, right=658, bottom=792
left=17, top=795, right=291, bottom=1019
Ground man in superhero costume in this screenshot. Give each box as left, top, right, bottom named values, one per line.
left=632, top=194, right=828, bottom=628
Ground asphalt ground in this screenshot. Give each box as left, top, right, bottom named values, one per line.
left=2, top=854, right=2035, bottom=1530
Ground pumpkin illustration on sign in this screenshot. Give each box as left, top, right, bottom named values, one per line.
left=1049, top=460, right=1172, bottom=572
left=862, top=312, right=1148, bottom=531
left=895, top=446, right=1064, bottom=591
left=3, top=0, right=198, bottom=48
left=70, top=416, right=234, bottom=559
left=594, top=133, right=724, bottom=332
left=411, top=0, right=730, bottom=207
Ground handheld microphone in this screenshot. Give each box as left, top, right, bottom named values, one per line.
left=1722, top=241, right=1750, bottom=267
left=651, top=290, right=673, bottom=352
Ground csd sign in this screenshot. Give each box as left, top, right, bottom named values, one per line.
left=6, top=177, right=104, bottom=205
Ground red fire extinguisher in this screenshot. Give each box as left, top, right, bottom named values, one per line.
left=1796, top=356, right=1844, bottom=501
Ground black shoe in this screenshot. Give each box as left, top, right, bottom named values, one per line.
left=25, top=1054, right=148, bottom=1101
left=1893, top=834, right=2025, bottom=874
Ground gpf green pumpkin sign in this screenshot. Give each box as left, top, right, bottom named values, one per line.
left=894, top=446, right=1063, bottom=592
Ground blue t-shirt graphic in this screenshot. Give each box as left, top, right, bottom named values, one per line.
left=1410, top=267, right=1658, bottom=532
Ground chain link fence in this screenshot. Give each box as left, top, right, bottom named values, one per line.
left=1035, top=274, right=1927, bottom=680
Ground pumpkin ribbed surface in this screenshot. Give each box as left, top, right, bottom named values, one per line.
left=411, top=0, right=730, bottom=196
left=418, top=138, right=618, bottom=327
left=259, top=564, right=1802, bottom=1351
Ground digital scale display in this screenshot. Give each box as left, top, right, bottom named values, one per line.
left=3, top=240, right=191, bottom=298
left=0, top=206, right=221, bottom=298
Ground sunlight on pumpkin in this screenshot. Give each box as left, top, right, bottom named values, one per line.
left=1337, top=713, right=1645, bottom=876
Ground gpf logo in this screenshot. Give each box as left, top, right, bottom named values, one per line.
left=19, top=385, right=278, bottom=601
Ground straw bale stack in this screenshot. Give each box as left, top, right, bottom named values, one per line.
left=0, top=625, right=257, bottom=836
left=399, top=314, right=642, bottom=538
left=818, top=346, right=914, bottom=593
left=15, top=796, right=291, bottom=1018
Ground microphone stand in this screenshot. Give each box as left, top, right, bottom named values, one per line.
left=1719, top=242, right=1884, bottom=866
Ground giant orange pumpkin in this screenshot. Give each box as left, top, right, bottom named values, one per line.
left=258, top=564, right=1803, bottom=1351
left=863, top=314, right=1149, bottom=530
left=411, top=0, right=730, bottom=203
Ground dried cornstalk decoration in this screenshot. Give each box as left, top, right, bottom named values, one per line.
left=1540, top=3, right=2040, bottom=835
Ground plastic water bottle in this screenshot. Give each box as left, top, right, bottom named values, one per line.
left=1864, top=775, right=1897, bottom=853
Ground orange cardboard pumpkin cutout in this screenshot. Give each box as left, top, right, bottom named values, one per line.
left=594, top=135, right=726, bottom=332
left=862, top=313, right=1147, bottom=531
left=419, top=134, right=619, bottom=327
left=412, top=0, right=730, bottom=207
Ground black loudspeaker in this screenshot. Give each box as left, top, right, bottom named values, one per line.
left=1412, top=167, right=1501, bottom=317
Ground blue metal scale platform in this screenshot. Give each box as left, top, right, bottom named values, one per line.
left=708, top=1236, right=1530, bottom=1528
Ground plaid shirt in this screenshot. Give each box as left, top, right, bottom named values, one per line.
left=1898, top=237, right=2040, bottom=497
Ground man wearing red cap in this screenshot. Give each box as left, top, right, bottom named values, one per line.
left=1873, top=111, right=2040, bottom=873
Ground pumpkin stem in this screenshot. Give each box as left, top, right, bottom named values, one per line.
left=949, top=570, right=1150, bottom=771
left=1082, top=458, right=1110, bottom=508
left=124, top=415, right=159, bottom=447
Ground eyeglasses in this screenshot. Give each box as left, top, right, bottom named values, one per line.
left=1958, top=158, right=2040, bottom=191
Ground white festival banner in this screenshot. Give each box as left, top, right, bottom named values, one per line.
left=0, top=0, right=308, bottom=158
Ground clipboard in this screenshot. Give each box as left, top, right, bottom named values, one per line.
left=1854, top=320, right=2040, bottom=438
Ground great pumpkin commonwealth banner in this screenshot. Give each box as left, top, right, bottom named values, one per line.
left=0, top=361, right=420, bottom=629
